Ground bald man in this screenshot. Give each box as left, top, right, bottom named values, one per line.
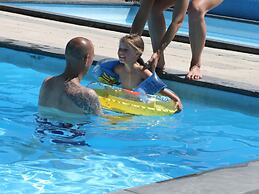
left=38, top=37, right=102, bottom=116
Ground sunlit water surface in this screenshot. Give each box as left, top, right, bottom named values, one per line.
left=0, top=61, right=259, bottom=193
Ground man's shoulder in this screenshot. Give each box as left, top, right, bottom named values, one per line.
left=41, top=76, right=56, bottom=88
left=78, top=86, right=99, bottom=100
left=64, top=81, right=95, bottom=95
left=65, top=82, right=101, bottom=115
left=81, top=86, right=98, bottom=96
left=43, top=76, right=54, bottom=83
left=38, top=76, right=56, bottom=106
left=67, top=84, right=99, bottom=102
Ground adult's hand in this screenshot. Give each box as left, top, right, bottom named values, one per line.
left=147, top=51, right=161, bottom=72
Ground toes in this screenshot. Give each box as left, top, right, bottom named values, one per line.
left=186, top=67, right=202, bottom=80
left=186, top=71, right=194, bottom=79
left=193, top=75, right=199, bottom=80
left=186, top=73, right=193, bottom=80
left=186, top=73, right=201, bottom=80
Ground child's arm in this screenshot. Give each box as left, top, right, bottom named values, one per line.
left=141, top=69, right=183, bottom=112
left=159, top=88, right=183, bottom=112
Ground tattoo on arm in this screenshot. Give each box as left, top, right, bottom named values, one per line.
left=65, top=82, right=102, bottom=115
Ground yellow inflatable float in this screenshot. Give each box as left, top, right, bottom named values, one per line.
left=89, top=82, right=177, bottom=116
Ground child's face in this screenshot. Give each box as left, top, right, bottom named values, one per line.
left=118, top=40, right=139, bottom=65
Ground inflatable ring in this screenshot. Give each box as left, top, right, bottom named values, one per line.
left=89, top=82, right=177, bottom=116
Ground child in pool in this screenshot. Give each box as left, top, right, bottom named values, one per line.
left=114, top=34, right=183, bottom=112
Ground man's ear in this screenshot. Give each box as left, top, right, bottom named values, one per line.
left=84, top=54, right=89, bottom=65
left=84, top=54, right=88, bottom=61
left=85, top=53, right=94, bottom=68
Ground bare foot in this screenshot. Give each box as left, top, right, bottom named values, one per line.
left=186, top=65, right=202, bottom=80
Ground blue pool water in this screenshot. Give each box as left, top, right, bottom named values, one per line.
left=0, top=48, right=259, bottom=193
left=1, top=3, right=259, bottom=49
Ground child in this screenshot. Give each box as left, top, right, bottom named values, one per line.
left=114, top=34, right=182, bottom=112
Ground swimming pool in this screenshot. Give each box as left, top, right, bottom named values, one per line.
left=1, top=3, right=259, bottom=51
left=0, top=47, right=259, bottom=194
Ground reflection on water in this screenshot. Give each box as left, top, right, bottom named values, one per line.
left=1, top=60, right=259, bottom=193
left=34, top=108, right=134, bottom=146
left=35, top=114, right=91, bottom=146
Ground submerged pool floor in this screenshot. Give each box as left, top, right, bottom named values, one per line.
left=0, top=51, right=259, bottom=193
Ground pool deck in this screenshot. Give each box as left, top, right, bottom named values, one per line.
left=0, top=6, right=258, bottom=96
left=111, top=160, right=259, bottom=194
left=0, top=2, right=259, bottom=194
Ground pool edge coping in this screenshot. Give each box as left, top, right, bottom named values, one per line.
left=109, top=158, right=259, bottom=194
left=1, top=37, right=258, bottom=98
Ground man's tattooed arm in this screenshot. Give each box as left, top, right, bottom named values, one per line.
left=65, top=82, right=102, bottom=115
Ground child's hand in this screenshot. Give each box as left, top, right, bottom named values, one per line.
left=175, top=101, right=183, bottom=113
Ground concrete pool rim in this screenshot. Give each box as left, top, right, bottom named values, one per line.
left=0, top=2, right=259, bottom=55
left=0, top=37, right=258, bottom=99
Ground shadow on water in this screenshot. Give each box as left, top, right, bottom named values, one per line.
left=34, top=114, right=91, bottom=146
left=34, top=112, right=134, bottom=147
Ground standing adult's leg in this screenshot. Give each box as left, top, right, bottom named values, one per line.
left=187, top=0, right=223, bottom=80
left=148, top=0, right=176, bottom=72
left=131, top=0, right=156, bottom=35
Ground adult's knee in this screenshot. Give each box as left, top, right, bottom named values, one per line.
left=188, top=1, right=205, bottom=19
left=150, top=6, right=163, bottom=16
left=150, top=1, right=167, bottom=16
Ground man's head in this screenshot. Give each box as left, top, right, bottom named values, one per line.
left=65, top=37, right=94, bottom=77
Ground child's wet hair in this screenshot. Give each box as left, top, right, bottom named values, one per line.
left=121, top=34, right=145, bottom=66
left=120, top=34, right=144, bottom=54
